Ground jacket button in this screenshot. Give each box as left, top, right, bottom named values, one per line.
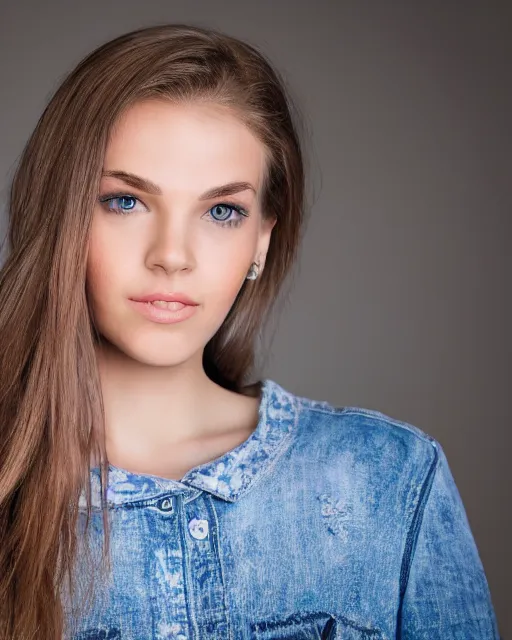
left=158, top=497, right=173, bottom=511
left=188, top=518, right=209, bottom=540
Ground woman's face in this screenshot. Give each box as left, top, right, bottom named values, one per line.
left=86, top=99, right=275, bottom=367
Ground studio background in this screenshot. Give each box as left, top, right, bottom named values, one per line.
left=0, top=1, right=509, bottom=636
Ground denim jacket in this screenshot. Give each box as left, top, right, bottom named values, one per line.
left=67, top=379, right=500, bottom=639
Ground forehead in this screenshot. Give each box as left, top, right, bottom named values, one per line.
left=103, top=99, right=267, bottom=195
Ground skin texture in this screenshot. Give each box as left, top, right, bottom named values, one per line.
left=86, top=99, right=276, bottom=479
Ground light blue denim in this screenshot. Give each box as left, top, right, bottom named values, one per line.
left=66, top=379, right=500, bottom=639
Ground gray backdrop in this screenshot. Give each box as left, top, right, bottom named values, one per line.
left=0, top=1, right=510, bottom=636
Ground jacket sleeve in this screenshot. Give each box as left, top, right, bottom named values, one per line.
left=398, top=439, right=501, bottom=639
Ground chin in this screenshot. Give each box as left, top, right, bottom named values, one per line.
left=97, top=329, right=199, bottom=367
left=133, top=351, right=194, bottom=368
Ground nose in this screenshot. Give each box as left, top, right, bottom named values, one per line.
left=145, top=213, right=196, bottom=274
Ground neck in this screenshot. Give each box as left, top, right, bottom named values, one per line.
left=95, top=340, right=222, bottom=446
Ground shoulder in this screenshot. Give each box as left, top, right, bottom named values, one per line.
left=266, top=379, right=441, bottom=481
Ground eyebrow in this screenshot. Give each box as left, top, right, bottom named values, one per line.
left=101, top=170, right=256, bottom=200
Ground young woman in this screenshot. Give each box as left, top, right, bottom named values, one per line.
left=0, top=23, right=500, bottom=640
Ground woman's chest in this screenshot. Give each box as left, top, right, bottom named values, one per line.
left=68, top=486, right=400, bottom=639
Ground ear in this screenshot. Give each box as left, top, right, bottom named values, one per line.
left=255, top=215, right=277, bottom=271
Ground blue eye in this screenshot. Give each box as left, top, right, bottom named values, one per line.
left=208, top=203, right=248, bottom=227
left=98, top=193, right=249, bottom=227
left=99, top=194, right=144, bottom=215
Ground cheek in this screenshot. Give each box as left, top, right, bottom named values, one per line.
left=199, top=234, right=255, bottom=307
left=86, top=230, right=121, bottom=311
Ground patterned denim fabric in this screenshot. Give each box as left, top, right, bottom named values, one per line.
left=65, top=379, right=500, bottom=639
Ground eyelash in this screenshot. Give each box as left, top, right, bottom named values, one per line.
left=97, top=192, right=250, bottom=228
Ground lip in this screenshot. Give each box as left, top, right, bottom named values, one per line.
left=128, top=298, right=199, bottom=324
left=130, top=292, right=199, bottom=305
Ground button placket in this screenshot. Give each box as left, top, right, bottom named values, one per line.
left=181, top=494, right=230, bottom=637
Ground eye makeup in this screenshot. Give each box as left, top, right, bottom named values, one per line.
left=97, top=193, right=250, bottom=228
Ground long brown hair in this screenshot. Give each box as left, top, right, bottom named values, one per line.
left=0, top=24, right=306, bottom=639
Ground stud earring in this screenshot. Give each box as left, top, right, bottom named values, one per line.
left=246, top=261, right=260, bottom=280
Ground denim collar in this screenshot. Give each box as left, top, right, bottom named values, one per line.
left=81, top=379, right=298, bottom=508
